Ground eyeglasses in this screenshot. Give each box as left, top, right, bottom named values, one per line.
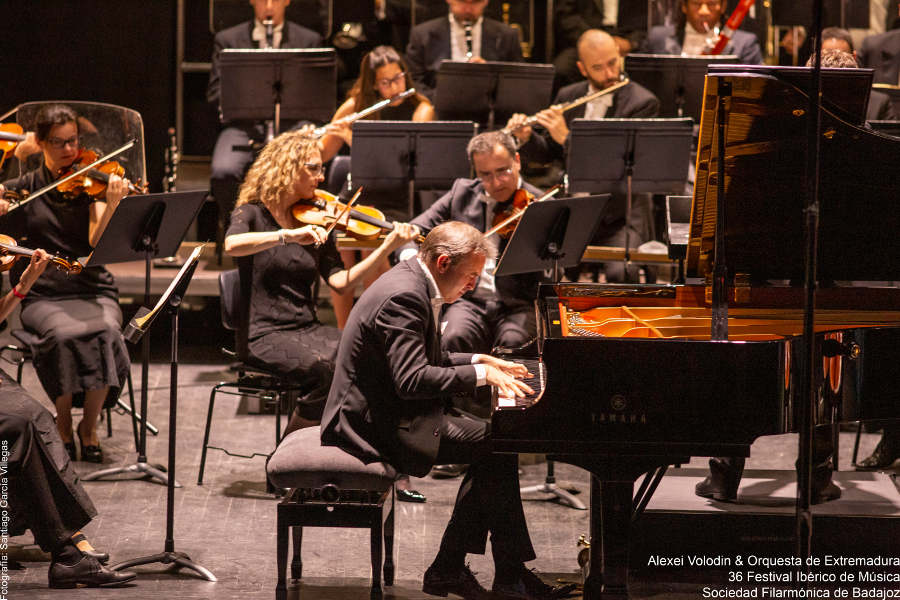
left=304, top=162, right=324, bottom=176
left=47, top=135, right=79, bottom=149
left=376, top=71, right=406, bottom=88
left=477, top=166, right=514, bottom=184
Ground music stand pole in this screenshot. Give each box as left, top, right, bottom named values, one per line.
left=516, top=206, right=586, bottom=510
left=110, top=251, right=216, bottom=581
left=82, top=208, right=172, bottom=486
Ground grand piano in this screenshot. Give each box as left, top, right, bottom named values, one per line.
left=491, top=66, right=900, bottom=599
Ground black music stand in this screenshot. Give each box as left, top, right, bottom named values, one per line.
left=218, top=48, right=336, bottom=134
left=625, top=54, right=739, bottom=121
left=350, top=121, right=477, bottom=218
left=495, top=195, right=607, bottom=510
left=566, top=118, right=693, bottom=269
left=81, top=191, right=207, bottom=487
left=433, top=60, right=554, bottom=130
left=108, top=246, right=215, bottom=581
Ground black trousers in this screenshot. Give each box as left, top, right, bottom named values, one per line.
left=0, top=414, right=94, bottom=552
left=0, top=368, right=96, bottom=551
left=432, top=414, right=536, bottom=564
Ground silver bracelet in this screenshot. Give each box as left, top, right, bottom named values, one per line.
left=278, top=229, right=286, bottom=245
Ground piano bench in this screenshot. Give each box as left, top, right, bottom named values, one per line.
left=266, top=426, right=397, bottom=600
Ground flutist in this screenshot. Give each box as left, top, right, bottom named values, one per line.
left=506, top=29, right=660, bottom=283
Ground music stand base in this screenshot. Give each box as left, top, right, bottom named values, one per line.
left=80, top=461, right=180, bottom=487
left=111, top=550, right=217, bottom=582
left=520, top=481, right=587, bottom=510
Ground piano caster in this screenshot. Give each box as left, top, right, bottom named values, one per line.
left=520, top=460, right=587, bottom=510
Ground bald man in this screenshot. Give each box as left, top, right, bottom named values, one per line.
left=507, top=29, right=659, bottom=283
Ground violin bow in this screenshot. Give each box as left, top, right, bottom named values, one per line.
left=484, top=184, right=562, bottom=238
left=6, top=139, right=136, bottom=212
left=320, top=186, right=364, bottom=244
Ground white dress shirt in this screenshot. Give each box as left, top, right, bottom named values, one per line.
left=251, top=19, right=284, bottom=49
left=449, top=14, right=483, bottom=61
left=583, top=82, right=616, bottom=120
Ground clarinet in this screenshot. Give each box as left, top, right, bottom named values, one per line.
left=263, top=18, right=275, bottom=49
left=464, top=22, right=474, bottom=60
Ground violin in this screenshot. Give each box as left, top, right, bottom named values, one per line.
left=292, top=189, right=425, bottom=243
left=0, top=122, right=26, bottom=171
left=55, top=149, right=146, bottom=198
left=485, top=185, right=562, bottom=239
left=0, top=234, right=83, bottom=275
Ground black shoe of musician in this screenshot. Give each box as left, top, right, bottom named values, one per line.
left=48, top=555, right=137, bottom=588
left=694, top=457, right=745, bottom=502
left=493, top=567, right=578, bottom=599
left=810, top=481, right=842, bottom=505
left=856, top=438, right=900, bottom=470
left=423, top=563, right=491, bottom=599
left=397, top=488, right=427, bottom=503
left=430, top=464, right=468, bottom=479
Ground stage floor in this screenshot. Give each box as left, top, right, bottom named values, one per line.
left=6, top=356, right=899, bottom=599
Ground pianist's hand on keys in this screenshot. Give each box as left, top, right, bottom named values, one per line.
left=475, top=354, right=534, bottom=399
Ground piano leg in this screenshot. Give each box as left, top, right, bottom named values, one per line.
left=564, top=456, right=689, bottom=600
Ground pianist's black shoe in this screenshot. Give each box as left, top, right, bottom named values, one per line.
left=422, top=563, right=491, bottom=599
left=493, top=566, right=577, bottom=599
left=695, top=456, right=745, bottom=502
left=430, top=463, right=468, bottom=479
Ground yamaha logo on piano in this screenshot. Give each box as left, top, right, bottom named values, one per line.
left=591, top=394, right=648, bottom=425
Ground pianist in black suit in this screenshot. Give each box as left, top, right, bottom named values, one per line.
left=207, top=0, right=324, bottom=241
left=506, top=29, right=659, bottom=283
left=405, top=0, right=523, bottom=100
left=321, top=222, right=568, bottom=600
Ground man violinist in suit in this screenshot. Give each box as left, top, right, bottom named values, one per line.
left=405, top=0, right=524, bottom=100
left=321, top=221, right=572, bottom=600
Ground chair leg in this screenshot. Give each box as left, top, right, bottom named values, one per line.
left=370, top=509, right=383, bottom=598
left=275, top=391, right=282, bottom=446
left=198, top=385, right=220, bottom=485
left=126, top=372, right=139, bottom=452
left=852, top=421, right=863, bottom=467
left=276, top=508, right=289, bottom=600
left=290, top=525, right=303, bottom=580
left=383, top=487, right=395, bottom=587
left=106, top=406, right=113, bottom=438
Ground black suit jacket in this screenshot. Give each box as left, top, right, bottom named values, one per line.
left=518, top=79, right=660, bottom=165
left=859, top=29, right=900, bottom=86
left=644, top=24, right=763, bottom=66
left=320, top=259, right=477, bottom=477
left=868, top=89, right=899, bottom=122
left=408, top=178, right=544, bottom=303
left=406, top=16, right=524, bottom=99
left=206, top=20, right=324, bottom=106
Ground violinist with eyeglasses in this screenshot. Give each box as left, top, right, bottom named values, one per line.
left=0, top=103, right=132, bottom=466
left=397, top=130, right=544, bottom=422
left=223, top=130, right=420, bottom=430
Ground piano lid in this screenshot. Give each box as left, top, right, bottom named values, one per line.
left=688, top=66, right=900, bottom=283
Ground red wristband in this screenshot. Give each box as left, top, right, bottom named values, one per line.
left=11, top=287, right=25, bottom=300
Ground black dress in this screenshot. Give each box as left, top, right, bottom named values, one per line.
left=226, top=202, right=345, bottom=420
left=1, top=166, right=130, bottom=408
